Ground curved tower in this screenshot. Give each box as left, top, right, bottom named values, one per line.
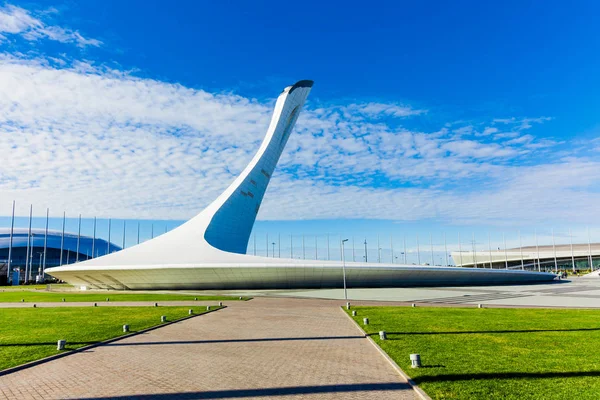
left=203, top=80, right=313, bottom=253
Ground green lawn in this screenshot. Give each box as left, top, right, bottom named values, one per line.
left=0, top=291, right=246, bottom=302
left=0, top=284, right=74, bottom=290
left=0, top=306, right=221, bottom=371
left=348, top=306, right=600, bottom=400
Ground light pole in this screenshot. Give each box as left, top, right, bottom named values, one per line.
left=341, top=239, right=348, bottom=300
left=363, top=239, right=368, bottom=263
left=272, top=242, right=276, bottom=258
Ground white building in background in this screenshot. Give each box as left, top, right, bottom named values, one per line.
left=46, top=80, right=555, bottom=290
left=453, top=243, right=600, bottom=271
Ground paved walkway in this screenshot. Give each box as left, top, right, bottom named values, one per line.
left=0, top=298, right=415, bottom=400
left=221, top=279, right=600, bottom=308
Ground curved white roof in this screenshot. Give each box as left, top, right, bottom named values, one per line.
left=46, top=81, right=556, bottom=289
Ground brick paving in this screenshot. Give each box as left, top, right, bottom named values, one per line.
left=0, top=298, right=415, bottom=399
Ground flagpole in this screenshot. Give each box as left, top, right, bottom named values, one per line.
left=108, top=218, right=112, bottom=254
left=43, top=208, right=49, bottom=275
left=76, top=214, right=81, bottom=262
left=7, top=200, right=15, bottom=282
left=60, top=211, right=65, bottom=266
left=25, top=205, right=32, bottom=282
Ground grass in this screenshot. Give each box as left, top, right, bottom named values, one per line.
left=0, top=291, right=247, bottom=302
left=0, top=284, right=74, bottom=290
left=0, top=306, right=221, bottom=371
left=348, top=306, right=600, bottom=400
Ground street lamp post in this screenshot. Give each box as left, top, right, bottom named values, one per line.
left=272, top=242, right=276, bottom=258
left=363, top=239, right=368, bottom=263
left=341, top=239, right=349, bottom=300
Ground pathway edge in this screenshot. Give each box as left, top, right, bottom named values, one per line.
left=340, top=307, right=432, bottom=400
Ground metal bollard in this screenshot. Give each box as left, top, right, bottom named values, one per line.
left=123, top=325, right=129, bottom=333
left=379, top=331, right=387, bottom=340
left=154, top=303, right=158, bottom=307
left=346, top=302, right=351, bottom=310
left=352, top=310, right=357, bottom=316
left=161, top=315, right=167, bottom=322
left=410, top=353, right=421, bottom=368
left=57, top=340, right=66, bottom=350
left=363, top=318, right=369, bottom=325
left=189, top=309, right=193, bottom=315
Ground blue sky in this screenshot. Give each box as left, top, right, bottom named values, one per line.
left=1, top=1, right=599, bottom=257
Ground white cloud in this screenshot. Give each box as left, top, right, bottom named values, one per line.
left=345, top=102, right=426, bottom=118
left=0, top=4, right=101, bottom=47
left=493, top=116, right=552, bottom=131
left=0, top=54, right=597, bottom=228
left=481, top=127, right=498, bottom=136
left=452, top=125, right=473, bottom=136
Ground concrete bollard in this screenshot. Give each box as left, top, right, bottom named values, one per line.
left=106, top=298, right=110, bottom=302
left=21, top=299, right=24, bottom=302
left=62, top=298, right=66, bottom=302
left=478, top=304, right=483, bottom=309
left=412, top=303, right=416, bottom=308
left=410, top=353, right=421, bottom=368
left=161, top=315, right=167, bottom=322
left=219, top=302, right=223, bottom=306
left=154, top=303, right=158, bottom=307
left=94, top=303, right=97, bottom=307
left=363, top=318, right=369, bottom=325
left=123, top=325, right=129, bottom=333
left=206, top=306, right=211, bottom=311
left=239, top=296, right=243, bottom=300
left=352, top=310, right=357, bottom=316
left=379, top=331, right=387, bottom=340
left=189, top=309, right=193, bottom=315
left=57, top=340, right=66, bottom=351
left=346, top=302, right=351, bottom=310
left=194, top=297, right=198, bottom=301
left=33, top=304, right=36, bottom=308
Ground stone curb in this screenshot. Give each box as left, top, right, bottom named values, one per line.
left=0, top=306, right=226, bottom=377
left=340, top=307, right=432, bottom=400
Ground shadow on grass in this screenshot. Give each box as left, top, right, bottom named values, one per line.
left=0, top=341, right=100, bottom=347
left=413, top=370, right=600, bottom=383
left=368, top=327, right=600, bottom=337
left=0, top=335, right=365, bottom=348
left=77, top=382, right=411, bottom=399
